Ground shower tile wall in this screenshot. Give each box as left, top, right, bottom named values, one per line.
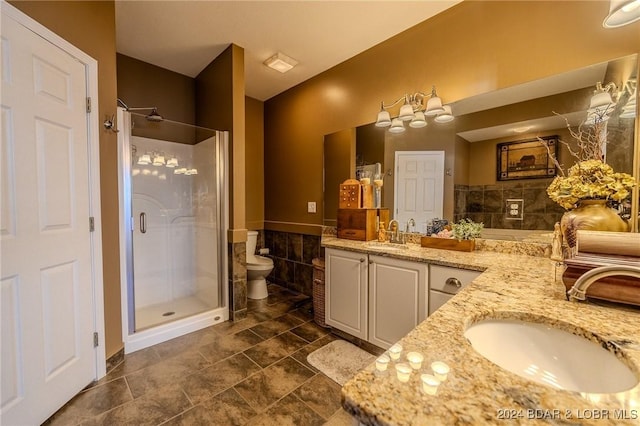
left=256, top=231, right=322, bottom=297
left=454, top=180, right=565, bottom=230
left=228, top=242, right=247, bottom=321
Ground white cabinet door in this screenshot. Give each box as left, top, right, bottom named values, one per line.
left=325, top=248, right=368, bottom=339
left=368, top=255, right=428, bottom=349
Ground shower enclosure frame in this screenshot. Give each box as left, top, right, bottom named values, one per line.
left=116, top=107, right=229, bottom=353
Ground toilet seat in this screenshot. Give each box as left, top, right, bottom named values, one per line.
left=247, top=255, right=273, bottom=270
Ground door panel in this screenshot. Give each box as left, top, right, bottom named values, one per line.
left=1, top=11, right=95, bottom=425
left=395, top=151, right=444, bottom=231
left=368, top=255, right=427, bottom=349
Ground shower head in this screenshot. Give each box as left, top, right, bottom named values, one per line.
left=117, top=98, right=163, bottom=121
left=146, top=108, right=164, bottom=122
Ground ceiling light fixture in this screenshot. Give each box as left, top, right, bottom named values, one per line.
left=375, top=86, right=453, bottom=133
left=603, top=0, right=640, bottom=28
left=263, top=52, right=298, bottom=73
left=587, top=81, right=618, bottom=123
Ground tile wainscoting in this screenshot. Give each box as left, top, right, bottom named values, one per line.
left=252, top=230, right=323, bottom=298
left=454, top=180, right=565, bottom=230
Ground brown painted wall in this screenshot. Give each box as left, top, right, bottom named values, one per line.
left=196, top=44, right=246, bottom=237
left=116, top=53, right=195, bottom=125
left=8, top=0, right=123, bottom=358
left=264, top=0, right=640, bottom=234
left=246, top=96, right=264, bottom=230
left=323, top=128, right=355, bottom=227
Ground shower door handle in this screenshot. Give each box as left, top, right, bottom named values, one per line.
left=139, top=212, right=147, bottom=234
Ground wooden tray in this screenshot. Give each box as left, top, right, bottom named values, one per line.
left=420, top=236, right=475, bottom=252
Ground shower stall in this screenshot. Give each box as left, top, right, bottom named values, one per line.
left=117, top=108, right=229, bottom=353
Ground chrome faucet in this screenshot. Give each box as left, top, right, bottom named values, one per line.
left=387, top=219, right=404, bottom=244
left=405, top=218, right=415, bottom=233
left=567, top=265, right=640, bottom=301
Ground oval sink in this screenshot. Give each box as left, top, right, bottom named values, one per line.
left=464, top=318, right=638, bottom=393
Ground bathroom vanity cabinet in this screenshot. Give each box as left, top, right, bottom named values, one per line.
left=325, top=248, right=428, bottom=349
left=429, top=265, right=481, bottom=315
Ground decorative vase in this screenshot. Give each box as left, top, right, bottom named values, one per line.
left=560, top=199, right=629, bottom=249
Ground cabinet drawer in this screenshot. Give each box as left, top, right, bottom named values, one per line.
left=429, top=290, right=453, bottom=315
left=429, top=265, right=481, bottom=294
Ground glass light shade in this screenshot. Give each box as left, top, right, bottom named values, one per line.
left=434, top=105, right=454, bottom=123
left=375, top=110, right=392, bottom=127
left=152, top=154, right=165, bottom=166
left=398, top=103, right=415, bottom=121
left=589, top=91, right=614, bottom=109
left=185, top=168, right=198, bottom=175
left=620, top=106, right=636, bottom=118
left=174, top=168, right=187, bottom=175
left=409, top=111, right=427, bottom=128
left=603, top=0, right=640, bottom=28
left=166, top=157, right=178, bottom=168
left=137, top=154, right=151, bottom=165
left=425, top=96, right=445, bottom=116
left=389, top=118, right=406, bottom=133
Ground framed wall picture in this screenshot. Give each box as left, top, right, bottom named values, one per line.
left=497, top=136, right=558, bottom=181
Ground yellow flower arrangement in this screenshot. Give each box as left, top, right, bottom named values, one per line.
left=546, top=159, right=636, bottom=210
left=542, top=93, right=637, bottom=210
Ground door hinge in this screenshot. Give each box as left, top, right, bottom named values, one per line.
left=86, top=97, right=91, bottom=113
left=93, top=332, right=99, bottom=347
left=89, top=216, right=95, bottom=232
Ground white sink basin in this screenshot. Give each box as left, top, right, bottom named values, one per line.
left=464, top=318, right=638, bottom=393
left=365, top=242, right=409, bottom=251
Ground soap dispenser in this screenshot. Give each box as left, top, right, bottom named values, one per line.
left=378, top=221, right=386, bottom=242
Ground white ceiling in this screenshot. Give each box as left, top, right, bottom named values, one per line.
left=115, top=1, right=461, bottom=101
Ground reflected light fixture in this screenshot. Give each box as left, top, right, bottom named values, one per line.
left=587, top=81, right=618, bottom=123
left=263, top=52, right=298, bottom=73
left=375, top=86, right=453, bottom=133
left=152, top=153, right=166, bottom=167
left=603, top=0, right=640, bottom=28
left=137, top=153, right=152, bottom=165
left=620, top=78, right=637, bottom=119
left=166, top=156, right=179, bottom=168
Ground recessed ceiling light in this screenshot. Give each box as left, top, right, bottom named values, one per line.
left=263, top=52, right=298, bottom=73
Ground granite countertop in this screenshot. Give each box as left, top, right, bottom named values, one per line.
left=321, top=236, right=640, bottom=425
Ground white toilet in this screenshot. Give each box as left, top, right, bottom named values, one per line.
left=246, top=230, right=274, bottom=299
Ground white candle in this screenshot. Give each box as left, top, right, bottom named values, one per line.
left=431, top=361, right=450, bottom=381
left=388, top=343, right=403, bottom=360
left=395, top=363, right=412, bottom=383
left=375, top=354, right=390, bottom=372
left=421, top=374, right=440, bottom=395
left=406, top=352, right=423, bottom=370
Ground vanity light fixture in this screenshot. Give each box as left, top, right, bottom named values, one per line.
left=263, top=52, right=298, bottom=73
left=375, top=86, right=453, bottom=133
left=603, top=0, right=640, bottom=28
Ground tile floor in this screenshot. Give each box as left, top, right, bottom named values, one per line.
left=44, top=284, right=375, bottom=426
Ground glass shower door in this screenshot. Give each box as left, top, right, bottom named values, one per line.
left=127, top=113, right=222, bottom=331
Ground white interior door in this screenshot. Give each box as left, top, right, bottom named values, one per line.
left=394, top=151, right=444, bottom=231
left=1, top=8, right=99, bottom=425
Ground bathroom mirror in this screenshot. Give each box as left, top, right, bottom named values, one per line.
left=324, top=54, right=638, bottom=234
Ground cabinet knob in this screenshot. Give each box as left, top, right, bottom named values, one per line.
left=360, top=258, right=366, bottom=263
left=446, top=277, right=462, bottom=288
